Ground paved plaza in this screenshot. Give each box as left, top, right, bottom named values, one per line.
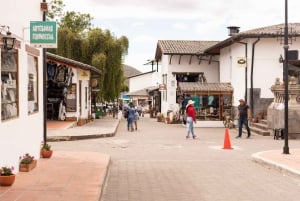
left=50, top=116, right=300, bottom=201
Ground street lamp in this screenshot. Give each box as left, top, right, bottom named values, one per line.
left=0, top=26, right=16, bottom=50
left=283, top=0, right=289, bottom=154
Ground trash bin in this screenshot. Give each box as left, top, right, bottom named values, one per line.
left=95, top=107, right=101, bottom=119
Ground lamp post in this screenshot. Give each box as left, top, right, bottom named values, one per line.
left=0, top=26, right=16, bottom=50
left=283, top=0, right=289, bottom=154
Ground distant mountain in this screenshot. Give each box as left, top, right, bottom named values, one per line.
left=123, top=64, right=142, bottom=86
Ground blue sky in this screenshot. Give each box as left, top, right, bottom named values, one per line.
left=63, top=0, right=300, bottom=72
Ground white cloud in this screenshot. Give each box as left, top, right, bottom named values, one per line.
left=62, top=0, right=300, bottom=72
left=173, top=23, right=189, bottom=31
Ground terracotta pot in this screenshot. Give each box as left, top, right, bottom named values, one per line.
left=41, top=149, right=53, bottom=158
left=0, top=174, right=15, bottom=186
left=19, top=160, right=37, bottom=172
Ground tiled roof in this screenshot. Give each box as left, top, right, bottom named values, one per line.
left=178, top=82, right=233, bottom=92
left=237, top=23, right=300, bottom=37
left=46, top=52, right=101, bottom=75
left=205, top=23, right=300, bottom=54
left=155, top=40, right=219, bottom=60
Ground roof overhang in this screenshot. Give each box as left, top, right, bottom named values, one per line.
left=46, top=52, right=101, bottom=75
left=178, top=82, right=233, bottom=93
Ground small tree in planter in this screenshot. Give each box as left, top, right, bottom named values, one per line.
left=0, top=166, right=15, bottom=186
left=41, top=141, right=53, bottom=158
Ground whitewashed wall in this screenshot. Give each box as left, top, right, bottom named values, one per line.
left=220, top=38, right=300, bottom=106
left=160, top=54, right=219, bottom=114
left=129, top=71, right=160, bottom=92
left=0, top=0, right=44, bottom=172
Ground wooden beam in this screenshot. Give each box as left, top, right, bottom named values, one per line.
left=209, top=55, right=212, bottom=64
left=189, top=55, right=193, bottom=64
left=169, top=55, right=173, bottom=64
left=179, top=55, right=182, bottom=64
left=198, top=55, right=202, bottom=65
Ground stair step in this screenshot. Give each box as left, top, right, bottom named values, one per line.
left=259, top=119, right=268, bottom=125
left=236, top=125, right=271, bottom=136
left=249, top=126, right=270, bottom=136
left=250, top=122, right=268, bottom=130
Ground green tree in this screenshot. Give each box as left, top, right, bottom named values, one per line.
left=46, top=1, right=129, bottom=102
left=59, top=11, right=93, bottom=35
left=46, top=0, right=65, bottom=22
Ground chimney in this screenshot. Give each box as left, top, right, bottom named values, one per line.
left=227, top=26, right=240, bottom=36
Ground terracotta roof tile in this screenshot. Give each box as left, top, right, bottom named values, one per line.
left=157, top=40, right=219, bottom=55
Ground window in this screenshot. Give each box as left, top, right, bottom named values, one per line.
left=66, top=84, right=76, bottom=112
left=1, top=50, right=18, bottom=121
left=28, top=54, right=38, bottom=114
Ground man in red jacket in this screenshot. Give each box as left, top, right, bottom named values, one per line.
left=185, top=100, right=198, bottom=139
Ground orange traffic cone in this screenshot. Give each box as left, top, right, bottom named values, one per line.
left=223, top=128, right=233, bottom=150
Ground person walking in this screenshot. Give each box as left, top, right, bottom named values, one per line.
left=127, top=103, right=135, bottom=132
left=185, top=100, right=198, bottom=139
left=236, top=99, right=251, bottom=138
left=133, top=108, right=139, bottom=130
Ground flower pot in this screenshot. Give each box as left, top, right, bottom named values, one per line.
left=0, top=174, right=15, bottom=186
left=19, top=160, right=37, bottom=172
left=41, top=149, right=53, bottom=158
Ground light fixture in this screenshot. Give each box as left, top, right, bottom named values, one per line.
left=1, top=25, right=16, bottom=50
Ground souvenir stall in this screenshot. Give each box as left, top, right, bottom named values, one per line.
left=178, top=82, right=234, bottom=121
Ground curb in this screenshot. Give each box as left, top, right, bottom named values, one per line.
left=98, top=156, right=111, bottom=201
left=251, top=150, right=300, bottom=178
left=47, top=120, right=120, bottom=142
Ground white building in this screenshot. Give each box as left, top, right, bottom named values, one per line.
left=153, top=24, right=300, bottom=124
left=126, top=70, right=160, bottom=108
left=46, top=52, right=101, bottom=125
left=205, top=23, right=300, bottom=116
left=154, top=40, right=234, bottom=125
left=1, top=1, right=45, bottom=171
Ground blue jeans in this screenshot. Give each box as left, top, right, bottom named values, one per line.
left=127, top=117, right=134, bottom=131
left=238, top=118, right=251, bottom=137
left=186, top=116, right=195, bottom=137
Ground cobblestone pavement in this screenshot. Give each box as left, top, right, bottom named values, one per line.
left=51, top=116, right=300, bottom=201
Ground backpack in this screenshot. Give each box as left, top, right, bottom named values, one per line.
left=124, top=110, right=128, bottom=118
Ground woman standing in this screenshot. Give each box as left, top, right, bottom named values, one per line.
left=127, top=103, right=135, bottom=132
left=185, top=100, right=198, bottom=139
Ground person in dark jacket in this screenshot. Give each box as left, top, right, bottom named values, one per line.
left=127, top=102, right=135, bottom=132
left=185, top=100, right=198, bottom=139
left=236, top=99, right=251, bottom=138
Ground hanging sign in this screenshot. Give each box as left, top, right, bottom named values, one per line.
left=30, top=21, right=57, bottom=48
left=237, top=57, right=247, bottom=68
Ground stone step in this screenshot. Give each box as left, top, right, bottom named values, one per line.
left=249, top=126, right=270, bottom=136
left=259, top=119, right=268, bottom=125
left=236, top=125, right=271, bottom=136
left=250, top=122, right=269, bottom=130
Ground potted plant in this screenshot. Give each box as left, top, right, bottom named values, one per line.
left=40, top=141, right=53, bottom=158
left=0, top=166, right=15, bottom=186
left=19, top=153, right=37, bottom=172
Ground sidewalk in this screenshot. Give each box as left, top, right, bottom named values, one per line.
left=0, top=117, right=119, bottom=201
left=47, top=117, right=120, bottom=141
left=252, top=149, right=300, bottom=178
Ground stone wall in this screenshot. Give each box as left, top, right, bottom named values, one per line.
left=247, top=88, right=273, bottom=118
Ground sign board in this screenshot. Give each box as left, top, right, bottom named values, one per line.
left=236, top=57, right=247, bottom=68
left=30, top=21, right=57, bottom=48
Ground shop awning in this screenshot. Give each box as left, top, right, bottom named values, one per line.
left=178, top=82, right=233, bottom=93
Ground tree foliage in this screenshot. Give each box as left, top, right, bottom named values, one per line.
left=47, top=0, right=128, bottom=102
